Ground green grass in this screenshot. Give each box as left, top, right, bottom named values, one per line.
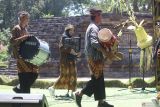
left=0, top=85, right=157, bottom=107
left=0, top=75, right=158, bottom=107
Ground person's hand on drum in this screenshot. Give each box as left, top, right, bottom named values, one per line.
left=15, top=34, right=30, bottom=42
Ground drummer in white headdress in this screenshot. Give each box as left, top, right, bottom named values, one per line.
left=48, top=24, right=81, bottom=98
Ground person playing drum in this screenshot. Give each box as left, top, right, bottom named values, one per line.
left=10, top=11, right=39, bottom=93
left=75, top=8, right=114, bottom=107
left=48, top=24, right=81, bottom=98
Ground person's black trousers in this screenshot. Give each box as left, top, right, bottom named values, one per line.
left=81, top=74, right=106, bottom=101
left=18, top=72, right=38, bottom=93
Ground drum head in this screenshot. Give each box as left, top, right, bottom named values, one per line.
left=98, top=28, right=113, bottom=43
left=19, top=36, right=40, bottom=59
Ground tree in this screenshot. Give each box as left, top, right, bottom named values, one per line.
left=42, top=0, right=67, bottom=17
left=0, top=28, right=11, bottom=66
left=0, top=28, right=11, bottom=46
left=43, top=0, right=92, bottom=17
left=0, top=0, right=152, bottom=28
left=2, top=0, right=15, bottom=28
left=133, top=0, right=139, bottom=12
left=89, top=0, right=152, bottom=13
left=0, top=0, right=45, bottom=28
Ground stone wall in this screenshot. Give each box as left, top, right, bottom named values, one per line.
left=6, top=12, right=155, bottom=78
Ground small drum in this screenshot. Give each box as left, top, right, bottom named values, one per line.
left=19, top=36, right=50, bottom=66
left=98, top=28, right=117, bottom=49
left=98, top=28, right=123, bottom=61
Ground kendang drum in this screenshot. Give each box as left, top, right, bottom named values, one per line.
left=98, top=28, right=123, bottom=61
left=19, top=36, right=50, bottom=66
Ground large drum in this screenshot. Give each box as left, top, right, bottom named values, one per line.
left=19, top=36, right=50, bottom=66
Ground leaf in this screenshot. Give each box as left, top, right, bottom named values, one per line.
left=139, top=19, right=144, bottom=26
left=117, top=29, right=123, bottom=37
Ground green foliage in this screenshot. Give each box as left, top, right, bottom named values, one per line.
left=0, top=49, right=8, bottom=61
left=6, top=78, right=19, bottom=86
left=0, top=75, right=11, bottom=85
left=132, top=78, right=148, bottom=88
left=126, top=77, right=140, bottom=85
left=0, top=48, right=9, bottom=67
left=0, top=76, right=6, bottom=85
left=93, top=0, right=125, bottom=13
left=29, top=0, right=45, bottom=19
left=44, top=0, right=91, bottom=17
left=0, top=75, right=156, bottom=89
left=0, top=28, right=11, bottom=46
left=0, top=0, right=152, bottom=28
left=42, top=13, right=54, bottom=18
left=0, top=0, right=93, bottom=28
left=0, top=0, right=45, bottom=27
left=105, top=80, right=127, bottom=87
left=0, top=28, right=11, bottom=66
left=149, top=80, right=156, bottom=87
left=90, top=0, right=152, bottom=14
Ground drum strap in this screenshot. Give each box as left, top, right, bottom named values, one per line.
left=13, top=46, right=31, bottom=71
left=18, top=59, right=31, bottom=72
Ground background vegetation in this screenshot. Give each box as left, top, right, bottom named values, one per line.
left=0, top=28, right=11, bottom=67
left=0, top=0, right=152, bottom=29
left=0, top=75, right=156, bottom=89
